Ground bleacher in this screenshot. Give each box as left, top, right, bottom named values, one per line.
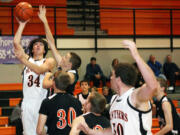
left=0, top=83, right=22, bottom=135
left=1, top=0, right=180, bottom=36
left=99, top=0, right=180, bottom=35
left=0, top=0, right=74, bottom=35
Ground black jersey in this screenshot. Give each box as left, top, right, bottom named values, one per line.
left=67, top=69, right=79, bottom=95
left=39, top=93, right=82, bottom=135
left=57, top=67, right=79, bottom=95
left=80, top=113, right=110, bottom=135
left=155, top=96, right=180, bottom=135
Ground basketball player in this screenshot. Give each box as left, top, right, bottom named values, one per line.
left=78, top=40, right=158, bottom=135
left=38, top=5, right=81, bottom=94
left=13, top=19, right=55, bottom=135
left=153, top=77, right=180, bottom=135
left=70, top=91, right=110, bottom=135
left=36, top=71, right=82, bottom=135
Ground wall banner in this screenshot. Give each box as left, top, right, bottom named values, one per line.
left=0, top=36, right=38, bottom=64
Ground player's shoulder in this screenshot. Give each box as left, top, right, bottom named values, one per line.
left=43, top=93, right=57, bottom=103
left=45, top=57, right=55, bottom=64
left=48, top=93, right=57, bottom=100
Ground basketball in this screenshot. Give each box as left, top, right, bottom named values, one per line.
left=15, top=2, right=33, bottom=22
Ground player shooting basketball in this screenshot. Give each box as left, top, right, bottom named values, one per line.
left=13, top=6, right=55, bottom=135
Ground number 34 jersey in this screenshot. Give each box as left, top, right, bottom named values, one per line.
left=22, top=57, right=47, bottom=101
left=110, top=88, right=152, bottom=135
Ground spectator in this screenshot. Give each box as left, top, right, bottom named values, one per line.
left=109, top=58, right=119, bottom=78
left=153, top=77, right=180, bottom=135
left=147, top=54, right=166, bottom=79
left=163, top=55, right=180, bottom=92
left=102, top=86, right=113, bottom=104
left=90, top=86, right=98, bottom=93
left=76, top=80, right=91, bottom=113
left=36, top=71, right=82, bottom=135
left=84, top=57, right=106, bottom=87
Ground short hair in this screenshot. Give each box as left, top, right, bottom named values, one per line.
left=102, top=86, right=109, bottom=91
left=157, top=77, right=168, bottom=92
left=28, top=38, right=48, bottom=58
left=114, top=63, right=137, bottom=86
left=90, top=86, right=97, bottom=92
left=53, top=71, right=71, bottom=91
left=69, top=52, right=81, bottom=70
left=80, top=79, right=89, bottom=86
left=111, top=58, right=119, bottom=67
left=89, top=91, right=106, bottom=114
left=90, top=57, right=96, bottom=61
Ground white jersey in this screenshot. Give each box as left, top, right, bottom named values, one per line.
left=110, top=88, right=152, bottom=135
left=22, top=57, right=47, bottom=102
left=77, top=92, right=90, bottom=105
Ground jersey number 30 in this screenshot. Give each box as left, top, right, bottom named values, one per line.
left=57, top=107, right=76, bottom=129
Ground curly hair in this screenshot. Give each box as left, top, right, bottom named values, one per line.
left=28, top=38, right=48, bottom=58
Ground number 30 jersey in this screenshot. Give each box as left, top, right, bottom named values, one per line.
left=110, top=88, right=152, bottom=135
left=39, top=93, right=83, bottom=135
left=22, top=57, right=47, bottom=101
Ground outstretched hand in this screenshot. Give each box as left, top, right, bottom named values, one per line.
left=121, top=40, right=138, bottom=56
left=15, top=17, right=29, bottom=26
left=38, top=5, right=47, bottom=23
left=121, top=40, right=136, bottom=49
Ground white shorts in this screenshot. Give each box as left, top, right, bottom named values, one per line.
left=21, top=99, right=42, bottom=135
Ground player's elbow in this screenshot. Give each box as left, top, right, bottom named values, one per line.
left=166, top=124, right=173, bottom=132
left=13, top=40, right=19, bottom=48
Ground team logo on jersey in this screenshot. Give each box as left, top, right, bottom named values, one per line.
left=110, top=110, right=128, bottom=122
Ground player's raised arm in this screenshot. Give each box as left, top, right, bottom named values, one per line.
left=38, top=5, right=62, bottom=66
left=122, top=40, right=157, bottom=102
left=13, top=18, right=29, bottom=59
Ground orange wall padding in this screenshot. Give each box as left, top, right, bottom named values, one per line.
left=152, top=118, right=159, bottom=128
left=0, top=83, right=22, bottom=91
left=0, top=117, right=8, bottom=126
left=9, top=98, right=22, bottom=106
left=0, top=126, right=16, bottom=135
left=151, top=128, right=160, bottom=134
